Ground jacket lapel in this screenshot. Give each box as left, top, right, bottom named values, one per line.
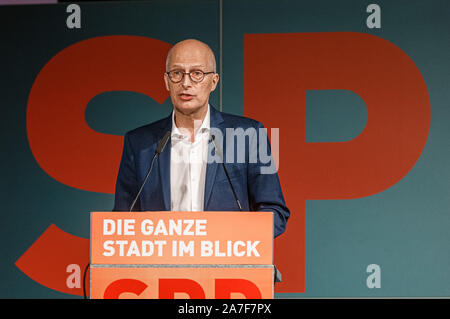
left=156, top=115, right=172, bottom=211
left=203, top=106, right=225, bottom=209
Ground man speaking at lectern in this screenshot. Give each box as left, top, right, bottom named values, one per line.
left=113, top=39, right=289, bottom=237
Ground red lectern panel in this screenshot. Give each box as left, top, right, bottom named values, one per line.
left=91, top=267, right=274, bottom=299
left=90, top=211, right=274, bottom=299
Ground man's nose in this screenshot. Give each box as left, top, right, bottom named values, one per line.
left=181, top=73, right=193, bottom=87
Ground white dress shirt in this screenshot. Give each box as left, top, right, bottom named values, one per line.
left=170, top=106, right=210, bottom=212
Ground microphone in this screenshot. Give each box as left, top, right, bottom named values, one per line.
left=129, top=130, right=171, bottom=211
left=211, top=134, right=242, bottom=211
left=155, top=130, right=171, bottom=154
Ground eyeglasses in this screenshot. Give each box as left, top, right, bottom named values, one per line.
left=166, top=70, right=215, bottom=83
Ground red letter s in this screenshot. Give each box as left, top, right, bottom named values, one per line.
left=104, top=279, right=148, bottom=299
left=17, top=36, right=171, bottom=296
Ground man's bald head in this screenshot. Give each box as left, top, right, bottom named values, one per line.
left=165, top=39, right=217, bottom=73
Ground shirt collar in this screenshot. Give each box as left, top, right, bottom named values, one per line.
left=171, top=105, right=210, bottom=141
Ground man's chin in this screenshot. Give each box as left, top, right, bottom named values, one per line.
left=174, top=103, right=207, bottom=116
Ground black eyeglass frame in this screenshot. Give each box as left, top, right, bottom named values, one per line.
left=166, top=70, right=216, bottom=83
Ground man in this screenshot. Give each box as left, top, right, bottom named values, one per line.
left=113, top=39, right=289, bottom=237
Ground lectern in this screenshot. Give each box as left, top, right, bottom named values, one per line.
left=90, top=211, right=274, bottom=299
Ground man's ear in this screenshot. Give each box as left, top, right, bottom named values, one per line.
left=210, top=73, right=219, bottom=92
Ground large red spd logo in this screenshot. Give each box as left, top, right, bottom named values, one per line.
left=16, top=33, right=430, bottom=296
left=92, top=269, right=272, bottom=299
left=102, top=278, right=263, bottom=299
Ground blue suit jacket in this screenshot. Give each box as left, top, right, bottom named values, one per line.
left=113, top=106, right=290, bottom=237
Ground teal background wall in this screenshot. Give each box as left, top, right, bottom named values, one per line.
left=0, top=0, right=449, bottom=298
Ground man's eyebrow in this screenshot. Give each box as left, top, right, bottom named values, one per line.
left=169, top=64, right=206, bottom=70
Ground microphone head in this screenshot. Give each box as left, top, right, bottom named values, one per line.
left=156, top=130, right=171, bottom=154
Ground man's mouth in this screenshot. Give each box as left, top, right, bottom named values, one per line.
left=179, top=93, right=194, bottom=101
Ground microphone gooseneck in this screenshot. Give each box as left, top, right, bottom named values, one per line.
left=211, top=134, right=243, bottom=211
